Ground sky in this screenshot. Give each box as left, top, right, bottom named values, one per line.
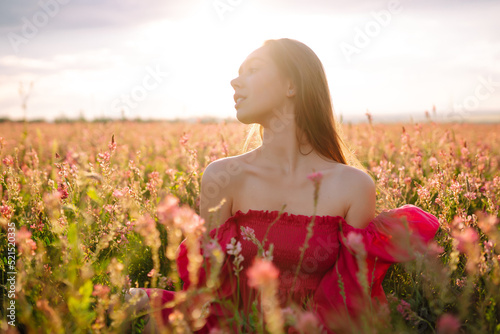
left=0, top=0, right=499, bottom=122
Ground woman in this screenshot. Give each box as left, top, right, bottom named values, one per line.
left=203, top=38, right=376, bottom=231
left=129, top=38, right=439, bottom=333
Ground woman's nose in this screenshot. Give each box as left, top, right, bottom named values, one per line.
left=230, top=76, right=240, bottom=89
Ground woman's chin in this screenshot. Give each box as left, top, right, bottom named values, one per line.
left=236, top=108, right=270, bottom=125
left=236, top=110, right=256, bottom=125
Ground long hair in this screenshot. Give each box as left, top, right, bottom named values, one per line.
left=242, top=38, right=365, bottom=171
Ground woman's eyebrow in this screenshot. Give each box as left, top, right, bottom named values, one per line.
left=238, top=57, right=265, bottom=75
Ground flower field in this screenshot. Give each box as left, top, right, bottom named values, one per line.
left=0, top=120, right=499, bottom=333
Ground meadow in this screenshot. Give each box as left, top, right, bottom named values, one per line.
left=0, top=120, right=499, bottom=333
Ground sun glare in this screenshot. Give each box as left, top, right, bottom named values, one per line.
left=131, top=6, right=363, bottom=119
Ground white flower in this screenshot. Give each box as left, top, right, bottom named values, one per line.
left=226, top=237, right=244, bottom=274
left=263, top=244, right=274, bottom=262
left=226, top=238, right=242, bottom=256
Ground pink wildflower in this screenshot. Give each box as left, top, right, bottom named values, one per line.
left=241, top=226, right=256, bottom=241
left=429, top=156, right=438, bottom=169
left=179, top=133, right=190, bottom=146
left=308, top=171, right=323, bottom=203
left=149, top=171, right=160, bottom=181
left=92, top=284, right=111, bottom=299
left=2, top=155, right=13, bottom=166
left=400, top=128, right=411, bottom=153
left=436, top=314, right=461, bottom=334
left=30, top=220, right=45, bottom=232
left=104, top=204, right=115, bottom=213
left=484, top=240, right=494, bottom=253
left=27, top=239, right=37, bottom=255
left=16, top=226, right=32, bottom=243
left=397, top=299, right=412, bottom=320
left=97, top=152, right=110, bottom=163
left=346, top=232, right=366, bottom=257
left=453, top=227, right=479, bottom=253
left=173, top=206, right=205, bottom=235
left=427, top=241, right=444, bottom=256
left=450, top=180, right=462, bottom=195
left=125, top=220, right=134, bottom=231
left=57, top=183, right=69, bottom=200
left=477, top=213, right=499, bottom=234
left=451, top=216, right=465, bottom=230
left=112, top=189, right=123, bottom=198
left=159, top=276, right=174, bottom=290
left=0, top=202, right=13, bottom=220
left=477, top=156, right=487, bottom=172
left=108, top=134, right=117, bottom=152
left=464, top=192, right=476, bottom=200
left=165, top=168, right=177, bottom=178
left=16, top=226, right=37, bottom=256
left=147, top=268, right=157, bottom=277
left=247, top=257, right=279, bottom=288
left=307, top=171, right=323, bottom=184
left=146, top=171, right=162, bottom=193
left=281, top=307, right=295, bottom=320
left=208, top=329, right=227, bottom=334
left=411, top=155, right=422, bottom=166
left=58, top=218, right=67, bottom=229
left=296, top=312, right=320, bottom=334
left=455, top=278, right=466, bottom=288
left=157, top=195, right=179, bottom=224
left=417, top=185, right=431, bottom=202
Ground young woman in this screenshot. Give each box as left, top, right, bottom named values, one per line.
left=128, top=38, right=440, bottom=333
left=203, top=38, right=376, bottom=231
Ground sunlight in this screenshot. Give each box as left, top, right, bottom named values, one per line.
left=130, top=8, right=358, bottom=119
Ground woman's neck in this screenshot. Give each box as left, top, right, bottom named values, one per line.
left=258, top=110, right=318, bottom=175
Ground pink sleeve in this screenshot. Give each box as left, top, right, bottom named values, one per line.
left=144, top=219, right=240, bottom=333
left=177, top=219, right=238, bottom=292
left=313, top=205, right=439, bottom=333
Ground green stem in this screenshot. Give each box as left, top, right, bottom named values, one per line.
left=289, top=200, right=317, bottom=302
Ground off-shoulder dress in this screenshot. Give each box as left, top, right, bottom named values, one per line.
left=141, top=204, right=439, bottom=333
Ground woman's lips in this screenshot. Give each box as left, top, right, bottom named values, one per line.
left=235, top=97, right=246, bottom=108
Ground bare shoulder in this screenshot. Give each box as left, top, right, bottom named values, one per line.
left=335, top=164, right=375, bottom=190
left=202, top=153, right=251, bottom=188
left=335, top=164, right=376, bottom=229
left=200, top=153, right=251, bottom=229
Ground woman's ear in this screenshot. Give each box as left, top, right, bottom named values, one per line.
left=286, top=82, right=296, bottom=97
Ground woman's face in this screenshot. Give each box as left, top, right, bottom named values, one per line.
left=230, top=45, right=292, bottom=125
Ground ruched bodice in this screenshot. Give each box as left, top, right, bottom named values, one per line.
left=227, top=209, right=342, bottom=309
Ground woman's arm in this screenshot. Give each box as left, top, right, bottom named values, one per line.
left=200, top=159, right=234, bottom=230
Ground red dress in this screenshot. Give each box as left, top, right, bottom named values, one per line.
left=142, top=204, right=439, bottom=333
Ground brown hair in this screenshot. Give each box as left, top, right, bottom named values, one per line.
left=243, top=38, right=365, bottom=171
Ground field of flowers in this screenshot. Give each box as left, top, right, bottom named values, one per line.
left=0, top=120, right=499, bottom=333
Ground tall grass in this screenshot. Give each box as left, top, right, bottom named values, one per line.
left=0, top=120, right=499, bottom=333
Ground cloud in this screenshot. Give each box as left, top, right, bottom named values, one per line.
left=0, top=49, right=128, bottom=76
left=0, top=0, right=201, bottom=34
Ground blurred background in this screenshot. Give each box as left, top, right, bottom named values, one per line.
left=0, top=0, right=499, bottom=123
